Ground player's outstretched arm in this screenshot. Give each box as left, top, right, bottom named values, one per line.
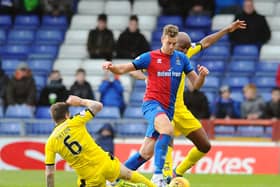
left=200, top=19, right=246, bottom=49
left=103, top=61, right=136, bottom=75
left=66, top=95, right=103, bottom=115
left=45, top=165, right=55, bottom=187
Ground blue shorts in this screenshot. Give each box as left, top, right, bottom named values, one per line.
left=142, top=100, right=173, bottom=138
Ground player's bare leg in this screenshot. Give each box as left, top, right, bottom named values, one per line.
left=174, top=128, right=211, bottom=176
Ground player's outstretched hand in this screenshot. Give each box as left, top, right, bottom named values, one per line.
left=197, top=64, right=209, bottom=77
left=66, top=95, right=82, bottom=106
left=228, top=19, right=247, bottom=33
left=102, top=61, right=113, bottom=70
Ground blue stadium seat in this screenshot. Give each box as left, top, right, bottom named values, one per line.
left=0, top=15, right=12, bottom=29
left=33, top=75, right=47, bottom=91
left=0, top=123, right=21, bottom=135
left=260, top=92, right=271, bottom=102
left=187, top=30, right=205, bottom=42
left=5, top=105, right=34, bottom=118
left=27, top=122, right=54, bottom=135
left=223, top=76, right=250, bottom=90
left=87, top=122, right=105, bottom=135
left=151, top=41, right=161, bottom=50
left=1, top=59, right=23, bottom=74
left=28, top=59, right=53, bottom=75
left=215, top=126, right=235, bottom=136
left=2, top=44, right=30, bottom=59
left=95, top=106, right=120, bottom=119
left=253, top=77, right=276, bottom=89
left=185, top=16, right=211, bottom=31
left=205, top=92, right=215, bottom=104
left=231, top=92, right=244, bottom=102
left=124, top=106, right=143, bottom=119
left=215, top=0, right=243, bottom=13
left=69, top=106, right=86, bottom=116
left=264, top=126, right=272, bottom=137
left=134, top=80, right=146, bottom=89
left=129, top=91, right=144, bottom=106
left=0, top=29, right=6, bottom=44
left=157, top=16, right=183, bottom=29
left=227, top=60, right=255, bottom=76
left=29, top=44, right=58, bottom=59
left=202, top=45, right=230, bottom=60
left=232, top=45, right=259, bottom=60
left=8, top=30, right=35, bottom=44
left=199, top=60, right=225, bottom=76
left=256, top=62, right=279, bottom=76
left=42, top=16, right=68, bottom=30
left=117, top=123, right=146, bottom=137
left=203, top=76, right=220, bottom=90
left=35, top=106, right=51, bottom=119
left=14, top=15, right=40, bottom=29
left=152, top=30, right=162, bottom=42
left=0, top=105, right=3, bottom=118
left=237, top=126, right=264, bottom=137
left=35, top=29, right=64, bottom=45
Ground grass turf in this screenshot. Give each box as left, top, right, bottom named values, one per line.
left=0, top=170, right=279, bottom=187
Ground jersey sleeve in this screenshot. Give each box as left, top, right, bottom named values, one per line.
left=45, top=139, right=56, bottom=165
left=186, top=43, right=202, bottom=58
left=181, top=54, right=194, bottom=74
left=132, top=52, right=151, bottom=70
left=70, top=109, right=95, bottom=126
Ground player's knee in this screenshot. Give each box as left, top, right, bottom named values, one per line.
left=198, top=141, right=211, bottom=153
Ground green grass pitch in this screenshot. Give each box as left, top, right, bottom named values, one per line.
left=0, top=170, right=279, bottom=187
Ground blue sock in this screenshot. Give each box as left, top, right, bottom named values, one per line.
left=124, top=152, right=147, bottom=170
left=154, top=134, right=171, bottom=174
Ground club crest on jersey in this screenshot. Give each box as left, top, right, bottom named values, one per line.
left=176, top=57, right=181, bottom=65
left=157, top=59, right=162, bottom=64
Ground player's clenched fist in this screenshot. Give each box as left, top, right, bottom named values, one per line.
left=102, top=61, right=113, bottom=70
left=197, top=64, right=209, bottom=77
left=66, top=95, right=82, bottom=106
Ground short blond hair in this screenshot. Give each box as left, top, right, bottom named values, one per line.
left=243, top=83, right=257, bottom=93
left=162, top=24, right=179, bottom=38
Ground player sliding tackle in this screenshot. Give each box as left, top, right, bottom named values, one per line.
left=130, top=20, right=247, bottom=179
left=45, top=95, right=156, bottom=187
left=103, top=24, right=209, bottom=186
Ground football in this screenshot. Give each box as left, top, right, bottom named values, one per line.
left=169, top=177, right=190, bottom=187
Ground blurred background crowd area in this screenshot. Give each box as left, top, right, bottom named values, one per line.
left=0, top=0, right=279, bottom=139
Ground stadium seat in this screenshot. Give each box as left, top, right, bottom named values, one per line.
left=157, top=16, right=183, bottom=29
left=58, top=44, right=88, bottom=59
left=5, top=105, right=34, bottom=118
left=84, top=75, right=103, bottom=90
left=119, top=75, right=133, bottom=91
left=53, top=59, right=82, bottom=76
left=260, top=45, right=280, bottom=61
left=62, top=75, right=75, bottom=89
left=35, top=29, right=65, bottom=45
left=123, top=106, right=143, bottom=119
left=267, top=16, right=280, bottom=31
left=78, top=1, right=105, bottom=15
left=202, top=45, right=230, bottom=60
left=28, top=59, right=53, bottom=75
left=14, top=15, right=40, bottom=29
left=105, top=1, right=131, bottom=16
left=138, top=16, right=157, bottom=31
left=0, top=15, right=12, bottom=29
left=152, top=30, right=162, bottom=42
left=254, top=2, right=275, bottom=16
left=185, top=16, right=211, bottom=31
left=27, top=122, right=54, bottom=135
left=29, top=44, right=58, bottom=59
left=86, top=122, right=105, bottom=135
left=129, top=91, right=144, bottom=106
left=260, top=91, right=271, bottom=102
left=231, top=92, right=244, bottom=102
left=2, top=44, right=30, bottom=59
left=117, top=123, right=146, bottom=137
left=205, top=92, right=215, bottom=104
left=142, top=30, right=152, bottom=43
left=132, top=1, right=159, bottom=16
left=134, top=80, right=146, bottom=89
left=70, top=15, right=97, bottom=30
left=95, top=106, right=120, bottom=119
left=215, top=126, right=235, bottom=136
left=33, top=75, right=47, bottom=91
left=227, top=60, right=255, bottom=76
left=232, top=45, right=259, bottom=60
left=1, top=58, right=23, bottom=73
left=215, top=0, right=242, bottom=13
left=69, top=106, right=86, bottom=115
left=0, top=105, right=3, bottom=118
left=187, top=30, right=205, bottom=42
left=0, top=29, right=6, bottom=44
left=212, top=14, right=235, bottom=30
left=108, top=16, right=128, bottom=30
left=256, top=62, right=279, bottom=76
left=42, top=16, right=68, bottom=30
left=223, top=76, right=250, bottom=90
left=267, top=31, right=280, bottom=45
left=64, top=30, right=88, bottom=45
left=199, top=60, right=225, bottom=76
left=237, top=126, right=264, bottom=137
left=35, top=106, right=51, bottom=119
left=203, top=76, right=220, bottom=90
left=8, top=30, right=35, bottom=45
left=0, top=123, right=21, bottom=135
left=253, top=77, right=276, bottom=89
left=81, top=59, right=105, bottom=76
left=276, top=2, right=280, bottom=16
